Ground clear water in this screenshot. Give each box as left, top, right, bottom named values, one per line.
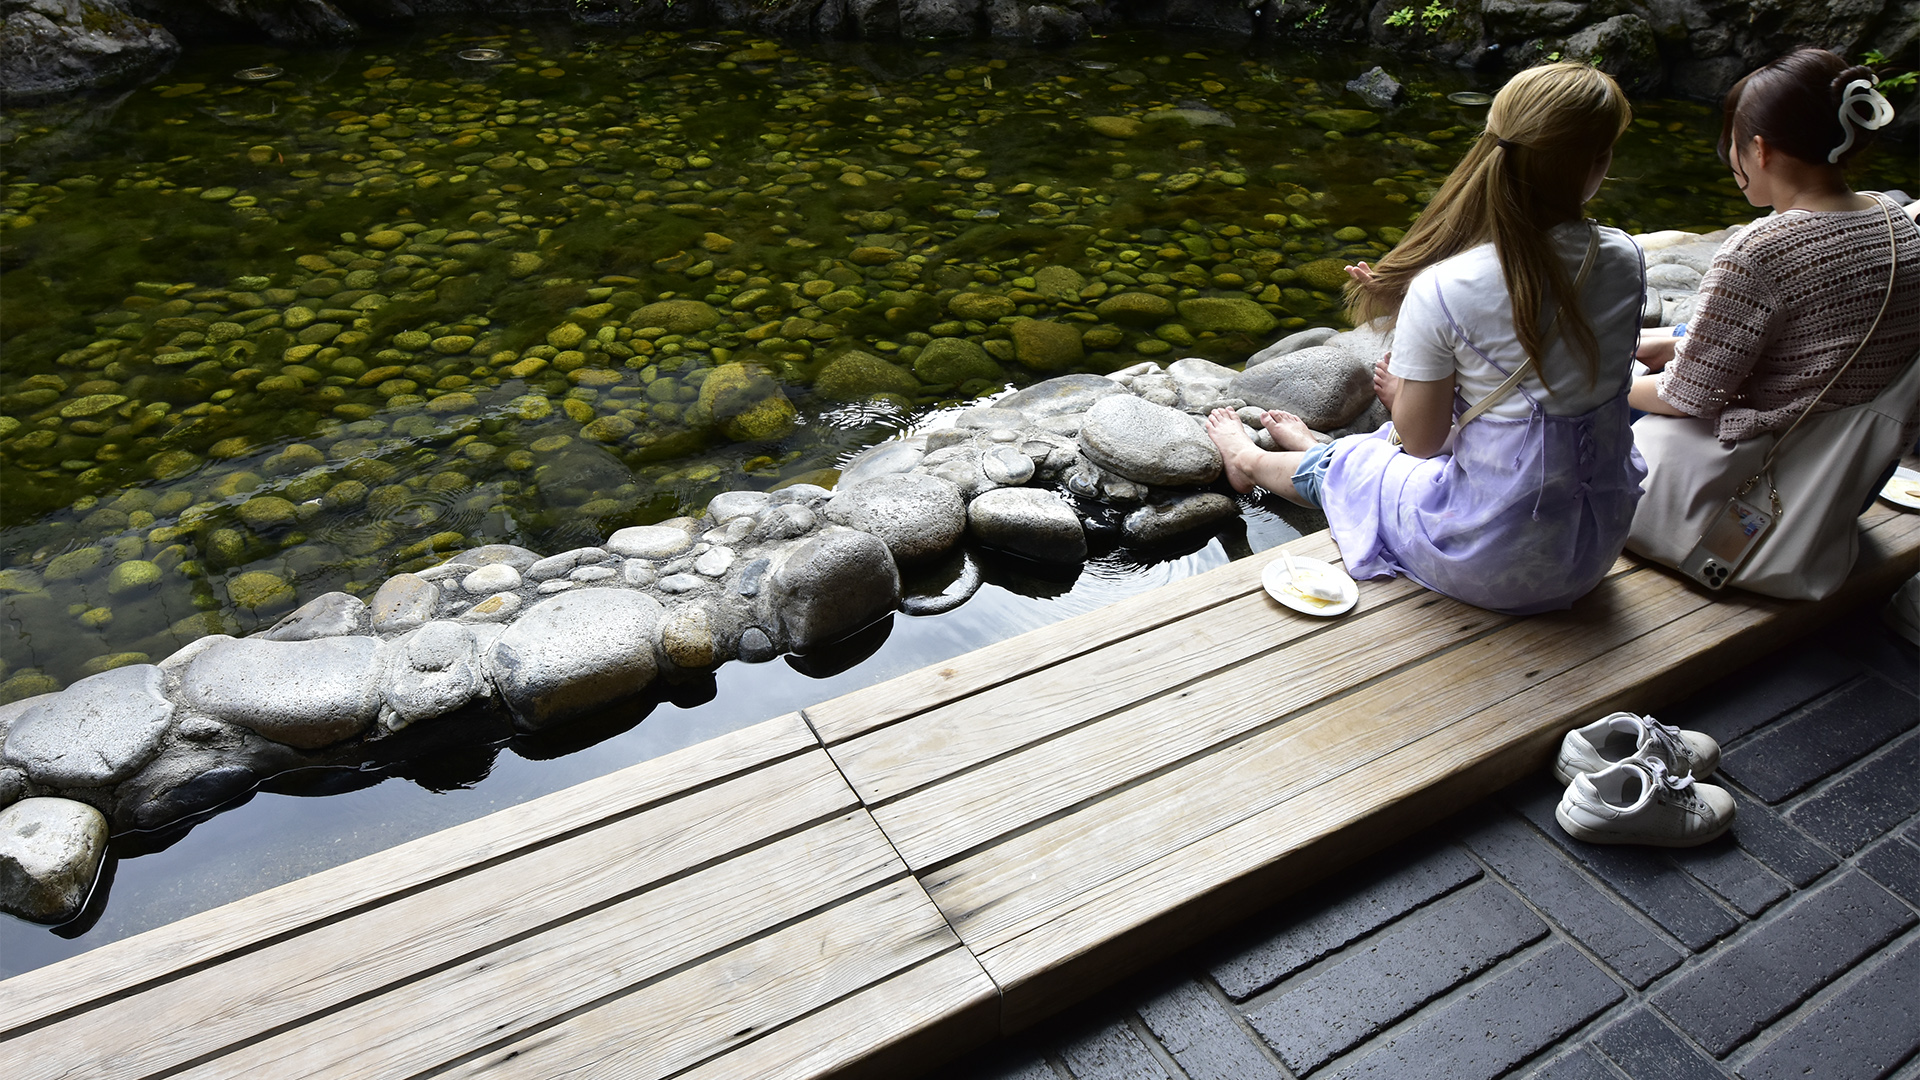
left=1, top=21, right=1912, bottom=969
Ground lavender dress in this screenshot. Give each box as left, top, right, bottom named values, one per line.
left=1320, top=291, right=1647, bottom=616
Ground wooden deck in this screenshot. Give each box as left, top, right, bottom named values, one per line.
left=4, top=490, right=1917, bottom=1079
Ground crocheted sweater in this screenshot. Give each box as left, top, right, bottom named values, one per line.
left=1656, top=193, right=1920, bottom=445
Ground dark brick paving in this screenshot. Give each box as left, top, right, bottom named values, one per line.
left=929, top=610, right=1920, bottom=1080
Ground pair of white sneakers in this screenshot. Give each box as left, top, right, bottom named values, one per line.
left=1552, top=712, right=1736, bottom=847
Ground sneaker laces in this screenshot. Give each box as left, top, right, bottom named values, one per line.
left=1641, top=716, right=1693, bottom=770
left=1640, top=756, right=1700, bottom=805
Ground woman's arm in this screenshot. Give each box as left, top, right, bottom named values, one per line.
left=1629, top=373, right=1686, bottom=415
left=1375, top=357, right=1457, bottom=458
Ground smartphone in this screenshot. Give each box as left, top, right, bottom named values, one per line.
left=1678, top=493, right=1774, bottom=590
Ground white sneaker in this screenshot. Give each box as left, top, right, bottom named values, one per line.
left=1552, top=712, right=1720, bottom=786
left=1555, top=757, right=1736, bottom=848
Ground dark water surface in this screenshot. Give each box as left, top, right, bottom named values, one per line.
left=1, top=22, right=1913, bottom=969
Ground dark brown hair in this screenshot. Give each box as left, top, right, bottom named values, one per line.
left=1718, top=47, right=1880, bottom=169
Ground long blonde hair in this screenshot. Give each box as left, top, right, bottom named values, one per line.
left=1346, top=63, right=1632, bottom=389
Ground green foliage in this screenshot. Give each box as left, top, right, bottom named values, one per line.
left=1861, top=50, right=1917, bottom=92
left=1384, top=1, right=1455, bottom=30
left=1294, top=1, right=1329, bottom=29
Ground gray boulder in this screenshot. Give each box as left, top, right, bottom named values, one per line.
left=607, top=524, right=694, bottom=559
left=370, top=573, right=437, bottom=634
left=178, top=637, right=382, bottom=749
left=526, top=547, right=610, bottom=582
left=1123, top=493, right=1241, bottom=545
left=1230, top=345, right=1376, bottom=429
left=1560, top=14, right=1662, bottom=95
left=0, top=0, right=178, bottom=99
left=3, top=665, right=173, bottom=787
left=1079, top=395, right=1222, bottom=487
left=825, top=473, right=967, bottom=563
left=0, top=798, right=108, bottom=923
left=766, top=527, right=901, bottom=651
left=997, top=373, right=1126, bottom=418
left=1346, top=66, right=1404, bottom=109
left=967, top=488, right=1088, bottom=563
left=707, top=490, right=772, bottom=522
left=837, top=437, right=928, bottom=489
left=262, top=591, right=370, bottom=641
left=1246, top=325, right=1339, bottom=364
left=486, top=590, right=663, bottom=730
left=454, top=544, right=541, bottom=570
left=378, top=621, right=487, bottom=730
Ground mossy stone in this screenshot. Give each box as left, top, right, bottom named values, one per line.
left=1095, top=292, right=1177, bottom=326
left=106, top=560, right=162, bottom=595
left=547, top=323, right=588, bottom=349
left=911, top=339, right=1003, bottom=385
left=1298, top=258, right=1352, bottom=291
left=237, top=496, right=298, bottom=530
left=698, top=363, right=796, bottom=442
left=720, top=395, right=797, bottom=442
left=1302, top=109, right=1380, bottom=133
left=948, top=293, right=1016, bottom=321
left=814, top=351, right=921, bottom=401
left=1088, top=116, right=1144, bottom=139
left=1176, top=298, right=1278, bottom=334
left=0, top=671, right=60, bottom=704
left=633, top=300, right=721, bottom=334
left=45, top=547, right=105, bottom=581
left=1009, top=319, right=1085, bottom=371
left=228, top=570, right=295, bottom=612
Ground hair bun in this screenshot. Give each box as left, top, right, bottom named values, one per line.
left=1832, top=64, right=1876, bottom=96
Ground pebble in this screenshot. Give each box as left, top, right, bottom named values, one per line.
left=462, top=564, right=523, bottom=594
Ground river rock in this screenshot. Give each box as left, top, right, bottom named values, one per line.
left=981, top=445, right=1036, bottom=486
left=967, top=488, right=1087, bottom=562
left=1095, top=292, right=1178, bottom=325
left=486, top=589, right=663, bottom=729
left=1230, top=345, right=1376, bottom=429
left=1177, top=298, right=1278, bottom=335
left=179, top=637, right=382, bottom=749
left=766, top=527, right=900, bottom=651
left=826, top=473, right=966, bottom=562
left=371, top=573, right=437, bottom=633
left=1345, top=66, right=1405, bottom=109
left=1246, top=325, right=1339, bottom=364
left=462, top=563, right=522, bottom=594
left=1009, top=319, right=1084, bottom=370
left=707, top=490, right=772, bottom=523
left=2, top=665, right=173, bottom=787
left=378, top=621, right=485, bottom=729
left=459, top=544, right=542, bottom=570
left=1122, top=493, right=1240, bottom=545
left=1079, top=395, right=1221, bottom=487
left=0, top=0, right=179, bottom=100
left=912, top=338, right=1002, bottom=385
left=608, top=524, right=694, bottom=559
left=837, top=437, right=927, bottom=489
left=660, top=605, right=715, bottom=669
left=262, top=591, right=370, bottom=641
left=526, top=548, right=608, bottom=581
left=998, top=373, right=1126, bottom=419
left=0, top=798, right=108, bottom=924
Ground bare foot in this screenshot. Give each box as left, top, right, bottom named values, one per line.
left=1204, top=407, right=1260, bottom=494
left=1258, top=410, right=1318, bottom=453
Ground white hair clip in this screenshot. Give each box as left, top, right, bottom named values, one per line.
left=1830, top=75, right=1894, bottom=163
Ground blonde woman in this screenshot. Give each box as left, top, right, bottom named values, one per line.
left=1205, top=62, right=1647, bottom=613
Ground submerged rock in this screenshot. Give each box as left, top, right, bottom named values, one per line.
left=0, top=798, right=108, bottom=923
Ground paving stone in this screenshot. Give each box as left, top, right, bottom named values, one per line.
left=1786, top=734, right=1920, bottom=855
left=1719, top=677, right=1918, bottom=803
left=1652, top=871, right=1917, bottom=1056
left=1133, top=978, right=1282, bottom=1080
left=1827, top=619, right=1920, bottom=695
left=1592, top=1008, right=1728, bottom=1079
left=1208, top=842, right=1481, bottom=999
left=1247, top=882, right=1546, bottom=1073
left=1458, top=808, right=1684, bottom=988
left=1322, top=942, right=1624, bottom=1080
left=1738, top=934, right=1920, bottom=1080
left=1526, top=1047, right=1618, bottom=1080
left=1857, top=837, right=1920, bottom=908
left=930, top=1043, right=1063, bottom=1080
left=1657, top=647, right=1861, bottom=747
left=1719, top=789, right=1838, bottom=888
left=1056, top=1018, right=1169, bottom=1080
left=1667, top=838, right=1789, bottom=918
left=1507, top=776, right=1741, bottom=951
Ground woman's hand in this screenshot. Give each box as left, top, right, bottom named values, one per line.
left=1388, top=368, right=1457, bottom=459
left=1635, top=330, right=1679, bottom=371
left=1346, top=261, right=1376, bottom=287
left=1373, top=355, right=1401, bottom=410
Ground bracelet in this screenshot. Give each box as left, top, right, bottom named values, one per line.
left=1671, top=322, right=1688, bottom=337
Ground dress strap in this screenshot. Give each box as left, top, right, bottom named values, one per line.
left=1446, top=221, right=1600, bottom=431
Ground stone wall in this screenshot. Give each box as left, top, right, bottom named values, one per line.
left=6, top=0, right=1917, bottom=111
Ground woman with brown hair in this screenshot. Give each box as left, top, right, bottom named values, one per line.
left=1626, top=47, right=1919, bottom=599
left=1204, top=61, right=1647, bottom=614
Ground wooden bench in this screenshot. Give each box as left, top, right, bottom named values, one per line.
left=4, top=482, right=1915, bottom=1077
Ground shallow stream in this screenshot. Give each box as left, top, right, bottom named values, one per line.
left=1, top=21, right=1913, bottom=968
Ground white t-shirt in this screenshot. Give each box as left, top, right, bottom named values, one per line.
left=1389, top=222, right=1645, bottom=419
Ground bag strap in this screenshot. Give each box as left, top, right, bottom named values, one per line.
left=1740, top=197, right=1901, bottom=508
left=1454, top=220, right=1601, bottom=430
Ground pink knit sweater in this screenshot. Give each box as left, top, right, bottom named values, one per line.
left=1656, top=193, right=1920, bottom=445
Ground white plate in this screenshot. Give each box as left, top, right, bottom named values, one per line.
left=1880, top=466, right=1920, bottom=511
left=1262, top=554, right=1358, bottom=617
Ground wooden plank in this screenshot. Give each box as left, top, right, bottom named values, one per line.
left=804, top=531, right=1346, bottom=747
left=674, top=948, right=1001, bottom=1080
left=924, top=566, right=1700, bottom=952
left=829, top=574, right=1430, bottom=807
left=869, top=587, right=1509, bottom=868
left=7, top=749, right=856, bottom=1080
left=437, top=876, right=978, bottom=1080
left=0, top=711, right=819, bottom=1038
left=178, top=809, right=907, bottom=1080
left=974, top=578, right=1887, bottom=1027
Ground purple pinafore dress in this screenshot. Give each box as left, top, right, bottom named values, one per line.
left=1319, top=282, right=1647, bottom=616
